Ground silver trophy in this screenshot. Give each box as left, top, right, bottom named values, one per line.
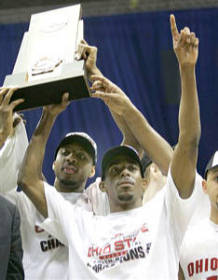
left=4, top=4, right=90, bottom=111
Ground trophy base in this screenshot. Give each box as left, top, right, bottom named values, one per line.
left=4, top=62, right=90, bottom=111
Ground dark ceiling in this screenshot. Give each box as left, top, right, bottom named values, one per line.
left=0, top=0, right=100, bottom=9
left=1, top=0, right=218, bottom=24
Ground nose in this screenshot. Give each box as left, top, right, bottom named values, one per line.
left=66, top=152, right=77, bottom=164
left=120, top=168, right=130, bottom=177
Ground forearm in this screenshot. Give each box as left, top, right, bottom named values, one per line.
left=19, top=110, right=56, bottom=183
left=171, top=65, right=200, bottom=198
left=178, top=65, right=201, bottom=145
left=88, top=65, right=103, bottom=81
left=0, top=121, right=28, bottom=193
left=122, top=104, right=173, bottom=175
left=110, top=110, right=143, bottom=157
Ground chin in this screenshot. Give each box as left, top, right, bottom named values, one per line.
left=60, top=178, right=77, bottom=187
left=118, top=194, right=134, bottom=202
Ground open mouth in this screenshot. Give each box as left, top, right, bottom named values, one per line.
left=63, top=166, right=78, bottom=175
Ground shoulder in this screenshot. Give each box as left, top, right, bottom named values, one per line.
left=0, top=195, right=16, bottom=211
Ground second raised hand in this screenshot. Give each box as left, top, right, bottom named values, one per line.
left=43, top=92, right=70, bottom=117
left=91, top=75, right=132, bottom=115
left=170, top=14, right=199, bottom=66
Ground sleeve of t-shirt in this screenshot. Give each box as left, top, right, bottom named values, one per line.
left=164, top=169, right=204, bottom=247
left=85, top=177, right=110, bottom=216
left=41, top=182, right=93, bottom=246
left=0, top=120, right=28, bottom=193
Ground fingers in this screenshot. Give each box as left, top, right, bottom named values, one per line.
left=1, top=88, right=18, bottom=106
left=80, top=39, right=88, bottom=45
left=190, top=33, right=199, bottom=47
left=92, top=92, right=109, bottom=99
left=92, top=91, right=116, bottom=107
left=10, top=98, right=24, bottom=110
left=61, top=92, right=70, bottom=106
left=170, top=14, right=179, bottom=40
left=178, top=28, right=199, bottom=49
left=90, top=75, right=111, bottom=88
left=90, top=80, right=105, bottom=92
left=0, top=88, right=9, bottom=104
left=75, top=41, right=97, bottom=61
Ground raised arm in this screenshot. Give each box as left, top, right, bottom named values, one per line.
left=0, top=88, right=28, bottom=196
left=77, top=41, right=144, bottom=156
left=91, top=76, right=173, bottom=175
left=0, top=88, right=24, bottom=148
left=170, top=15, right=200, bottom=198
left=17, top=94, right=70, bottom=217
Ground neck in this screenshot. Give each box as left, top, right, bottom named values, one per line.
left=109, top=198, right=143, bottom=213
left=54, top=178, right=86, bottom=193
left=210, top=205, right=218, bottom=224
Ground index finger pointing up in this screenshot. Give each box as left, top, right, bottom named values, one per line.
left=170, top=14, right=179, bottom=39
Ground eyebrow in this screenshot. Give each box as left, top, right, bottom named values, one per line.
left=61, top=147, right=88, bottom=155
left=211, top=168, right=218, bottom=175
left=108, top=160, right=139, bottom=169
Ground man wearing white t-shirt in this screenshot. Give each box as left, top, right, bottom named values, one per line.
left=17, top=15, right=202, bottom=279
left=1, top=44, right=174, bottom=279
left=180, top=151, right=218, bottom=280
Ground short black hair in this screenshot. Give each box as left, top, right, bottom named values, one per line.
left=55, top=132, right=97, bottom=165
left=101, top=146, right=144, bottom=180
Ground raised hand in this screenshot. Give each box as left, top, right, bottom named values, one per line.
left=75, top=40, right=102, bottom=77
left=170, top=14, right=199, bottom=66
left=91, top=75, right=132, bottom=116
left=0, top=88, right=24, bottom=144
left=43, top=92, right=70, bottom=117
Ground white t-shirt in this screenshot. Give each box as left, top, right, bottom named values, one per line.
left=86, top=177, right=110, bottom=215
left=41, top=171, right=203, bottom=280
left=0, top=119, right=28, bottom=193
left=0, top=121, right=108, bottom=279
left=9, top=190, right=90, bottom=280
left=180, top=218, right=218, bottom=279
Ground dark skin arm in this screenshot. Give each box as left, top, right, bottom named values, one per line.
left=17, top=94, right=70, bottom=217
left=91, top=76, right=173, bottom=175
left=170, top=15, right=200, bottom=198
left=91, top=14, right=200, bottom=197
left=77, top=40, right=144, bottom=157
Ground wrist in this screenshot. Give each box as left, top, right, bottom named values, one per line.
left=42, top=109, right=58, bottom=120
left=88, top=66, right=102, bottom=76
left=121, top=99, right=136, bottom=117
left=179, top=63, right=196, bottom=72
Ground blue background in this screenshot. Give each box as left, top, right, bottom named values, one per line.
left=0, top=8, right=218, bottom=185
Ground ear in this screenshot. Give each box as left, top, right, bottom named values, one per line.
left=202, top=179, right=208, bottom=194
left=52, top=161, right=56, bottom=171
left=89, top=166, right=96, bottom=178
left=99, top=181, right=107, bottom=193
left=141, top=178, right=148, bottom=192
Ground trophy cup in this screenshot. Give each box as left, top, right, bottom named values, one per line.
left=4, top=4, right=90, bottom=111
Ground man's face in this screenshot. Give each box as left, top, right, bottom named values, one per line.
left=204, top=167, right=218, bottom=210
left=53, top=142, right=94, bottom=188
left=102, top=155, right=145, bottom=209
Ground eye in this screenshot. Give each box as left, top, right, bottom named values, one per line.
left=110, top=166, right=120, bottom=175
left=62, top=150, right=69, bottom=156
left=77, top=152, right=86, bottom=160
left=128, top=164, right=138, bottom=172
